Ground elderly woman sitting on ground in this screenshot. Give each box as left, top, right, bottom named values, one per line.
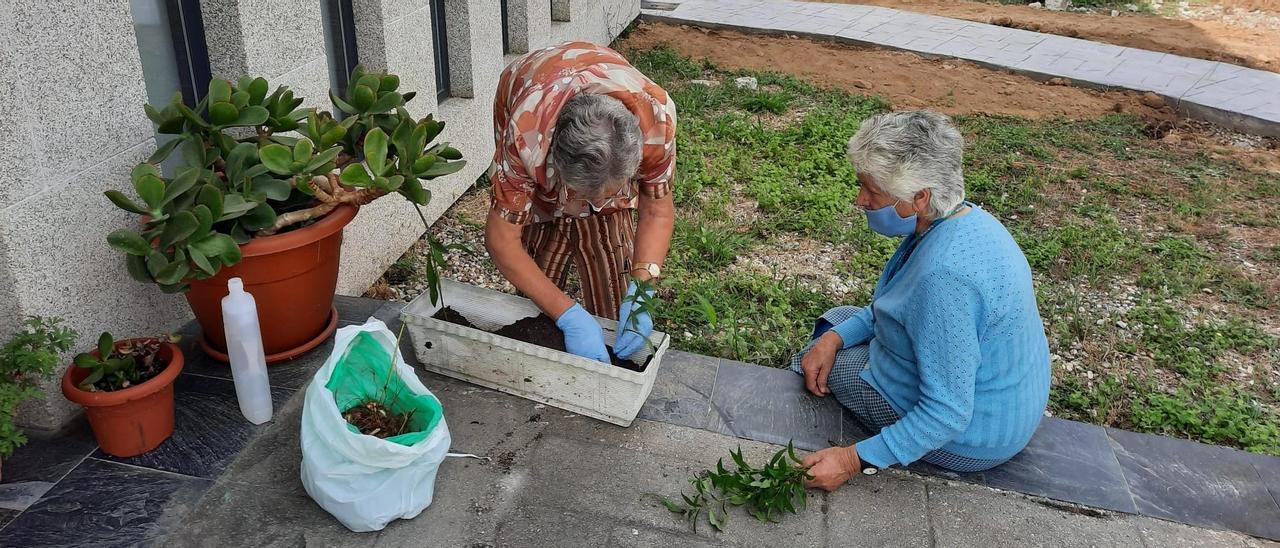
left=795, top=111, right=1050, bottom=492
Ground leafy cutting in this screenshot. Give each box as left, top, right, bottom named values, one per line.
left=660, top=441, right=812, bottom=532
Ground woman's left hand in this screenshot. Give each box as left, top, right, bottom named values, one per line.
left=802, top=445, right=862, bottom=492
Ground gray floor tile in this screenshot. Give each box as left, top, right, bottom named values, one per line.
left=1108, top=428, right=1280, bottom=540
left=0, top=419, right=97, bottom=512
left=0, top=458, right=210, bottom=548
left=984, top=418, right=1137, bottom=513
left=93, top=374, right=293, bottom=479
left=637, top=350, right=718, bottom=429
left=705, top=359, right=843, bottom=452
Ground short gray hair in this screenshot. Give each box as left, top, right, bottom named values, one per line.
left=847, top=110, right=965, bottom=219
left=550, top=94, right=642, bottom=195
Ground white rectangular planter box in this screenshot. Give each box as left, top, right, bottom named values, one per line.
left=400, top=279, right=670, bottom=427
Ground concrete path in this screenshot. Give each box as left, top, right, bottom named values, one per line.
left=162, top=369, right=1269, bottom=547
left=639, top=0, right=1280, bottom=137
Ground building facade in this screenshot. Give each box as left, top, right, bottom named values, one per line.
left=0, top=0, right=640, bottom=431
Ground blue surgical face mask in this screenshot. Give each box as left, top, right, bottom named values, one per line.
left=865, top=201, right=917, bottom=237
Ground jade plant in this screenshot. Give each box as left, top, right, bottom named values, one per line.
left=71, top=333, right=175, bottom=392
left=1, top=317, right=78, bottom=459
left=105, top=66, right=467, bottom=293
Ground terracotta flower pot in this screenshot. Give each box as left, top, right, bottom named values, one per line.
left=185, top=204, right=357, bottom=364
left=61, top=339, right=184, bottom=458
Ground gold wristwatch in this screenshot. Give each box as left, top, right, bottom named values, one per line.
left=631, top=262, right=661, bottom=280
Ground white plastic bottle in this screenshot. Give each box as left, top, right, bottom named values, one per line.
left=221, top=277, right=273, bottom=424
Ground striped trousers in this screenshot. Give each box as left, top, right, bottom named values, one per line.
left=521, top=209, right=635, bottom=320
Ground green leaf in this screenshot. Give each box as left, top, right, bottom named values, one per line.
left=254, top=177, right=292, bottom=201
left=134, top=174, right=165, bottom=210
left=157, top=116, right=186, bottom=135
left=259, top=144, right=294, bottom=175
left=351, top=84, right=375, bottom=112
left=367, top=91, right=403, bottom=114
left=412, top=154, right=436, bottom=174
left=125, top=254, right=151, bottom=282
left=364, top=128, right=388, bottom=175
left=155, top=260, right=189, bottom=285
left=329, top=89, right=358, bottom=114
left=304, top=146, right=342, bottom=173
left=107, top=229, right=152, bottom=256
left=97, top=332, right=114, bottom=359
left=197, top=185, right=224, bottom=220
left=105, top=190, right=148, bottom=215
left=187, top=245, right=216, bottom=276
left=380, top=74, right=400, bottom=92
left=659, top=497, right=684, bottom=513
left=159, top=211, right=199, bottom=248
left=162, top=168, right=201, bottom=206
left=217, top=194, right=258, bottom=222
left=707, top=507, right=724, bottom=531
left=208, top=79, right=232, bottom=103
left=293, top=138, right=314, bottom=163
left=175, top=102, right=209, bottom=129
left=143, top=104, right=165, bottom=124
left=240, top=203, right=277, bottom=231
left=422, top=117, right=443, bottom=142
left=74, top=354, right=99, bottom=369
left=232, top=105, right=270, bottom=126
left=146, top=251, right=169, bottom=277
left=399, top=177, right=429, bottom=205
left=339, top=164, right=374, bottom=187
left=230, top=90, right=250, bottom=109
left=80, top=369, right=105, bottom=389
left=419, top=159, right=467, bottom=179
left=247, top=77, right=269, bottom=104
left=209, top=101, right=239, bottom=125
left=356, top=74, right=381, bottom=91
left=439, top=146, right=462, bottom=160
left=148, top=137, right=183, bottom=163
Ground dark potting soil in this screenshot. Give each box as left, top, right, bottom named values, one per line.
left=344, top=400, right=414, bottom=439
left=434, top=307, right=651, bottom=372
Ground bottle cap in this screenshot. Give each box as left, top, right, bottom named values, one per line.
left=228, top=278, right=244, bottom=292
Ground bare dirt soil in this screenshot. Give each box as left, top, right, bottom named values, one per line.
left=623, top=22, right=1180, bottom=121
left=815, top=0, right=1280, bottom=73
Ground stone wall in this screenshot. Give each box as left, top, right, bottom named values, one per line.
left=0, top=0, right=639, bottom=431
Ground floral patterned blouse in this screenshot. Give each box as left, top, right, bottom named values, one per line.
left=490, top=41, right=677, bottom=225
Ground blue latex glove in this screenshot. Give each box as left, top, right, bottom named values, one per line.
left=613, top=281, right=656, bottom=359
left=555, top=304, right=611, bottom=363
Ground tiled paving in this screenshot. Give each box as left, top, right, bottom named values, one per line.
left=639, top=0, right=1280, bottom=137
left=2, top=296, right=1279, bottom=544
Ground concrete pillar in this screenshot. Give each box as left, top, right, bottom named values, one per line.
left=0, top=0, right=189, bottom=430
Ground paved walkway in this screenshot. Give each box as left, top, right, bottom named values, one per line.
left=640, top=0, right=1280, bottom=137
left=3, top=296, right=1279, bottom=546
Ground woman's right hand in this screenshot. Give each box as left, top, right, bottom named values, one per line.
left=801, top=331, right=842, bottom=396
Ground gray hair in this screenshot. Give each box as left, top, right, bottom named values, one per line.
left=550, top=94, right=642, bottom=195
left=847, top=110, right=965, bottom=219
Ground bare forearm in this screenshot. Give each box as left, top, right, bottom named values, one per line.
left=484, top=210, right=574, bottom=319
left=632, top=193, right=675, bottom=277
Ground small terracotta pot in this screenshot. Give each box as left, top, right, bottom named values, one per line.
left=61, top=340, right=184, bottom=458
left=184, top=204, right=356, bottom=364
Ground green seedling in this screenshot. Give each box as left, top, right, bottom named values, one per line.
left=72, top=333, right=174, bottom=392
left=659, top=441, right=812, bottom=532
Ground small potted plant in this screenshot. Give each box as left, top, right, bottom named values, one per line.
left=0, top=317, right=77, bottom=480
left=105, top=65, right=466, bottom=363
left=61, top=333, right=185, bottom=457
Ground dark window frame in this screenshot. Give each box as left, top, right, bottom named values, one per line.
left=323, top=0, right=361, bottom=100
left=430, top=0, right=450, bottom=101
left=500, top=0, right=510, bottom=54
left=165, top=0, right=213, bottom=107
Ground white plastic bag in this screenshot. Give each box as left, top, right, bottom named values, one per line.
left=300, top=320, right=451, bottom=532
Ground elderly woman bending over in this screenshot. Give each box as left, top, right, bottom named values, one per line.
left=795, top=111, right=1050, bottom=491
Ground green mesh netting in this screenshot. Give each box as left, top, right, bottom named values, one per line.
left=325, top=331, right=442, bottom=446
